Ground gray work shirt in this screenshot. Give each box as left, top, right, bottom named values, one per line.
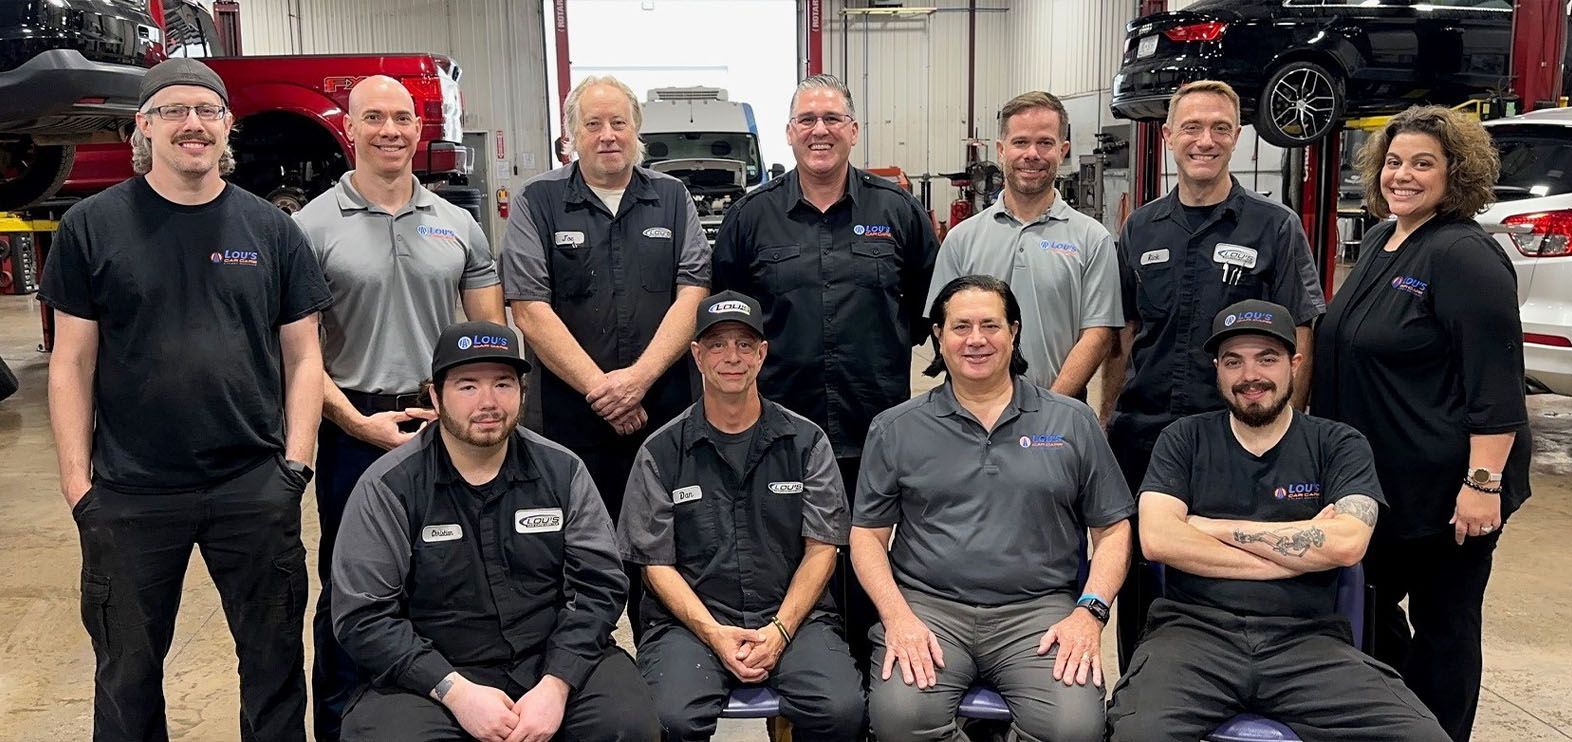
left=925, top=194, right=1123, bottom=389
left=295, top=172, right=499, bottom=394
left=618, top=396, right=848, bottom=629
left=854, top=376, right=1135, bottom=605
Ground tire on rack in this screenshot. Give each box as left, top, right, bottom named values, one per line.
left=1254, top=59, right=1346, bottom=149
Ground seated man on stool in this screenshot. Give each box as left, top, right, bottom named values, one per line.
left=1106, top=300, right=1447, bottom=741
left=852, top=275, right=1134, bottom=742
left=332, top=320, right=658, bottom=741
left=618, top=291, right=864, bottom=741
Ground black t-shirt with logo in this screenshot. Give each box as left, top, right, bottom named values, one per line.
left=1140, top=409, right=1385, bottom=618
left=39, top=177, right=332, bottom=492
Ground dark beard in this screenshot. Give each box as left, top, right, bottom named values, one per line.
left=1224, top=380, right=1292, bottom=428
left=439, top=408, right=517, bottom=447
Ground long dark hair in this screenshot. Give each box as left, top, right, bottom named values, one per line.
left=924, top=274, right=1030, bottom=378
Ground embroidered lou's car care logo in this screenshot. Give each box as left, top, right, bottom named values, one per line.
left=1018, top=434, right=1067, bottom=449
left=209, top=249, right=259, bottom=266
left=1273, top=482, right=1322, bottom=500
left=1040, top=240, right=1079, bottom=255
left=456, top=334, right=510, bottom=351
left=1223, top=310, right=1274, bottom=327
left=416, top=224, right=461, bottom=240
left=768, top=481, right=804, bottom=494
left=709, top=301, right=751, bottom=315
left=1391, top=276, right=1428, bottom=298
left=515, top=508, right=564, bottom=534
left=853, top=224, right=893, bottom=239
left=643, top=226, right=673, bottom=239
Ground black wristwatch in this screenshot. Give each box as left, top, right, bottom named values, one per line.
left=285, top=459, right=314, bottom=485
left=1076, top=594, right=1111, bottom=624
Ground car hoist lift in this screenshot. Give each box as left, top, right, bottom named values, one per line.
left=1128, top=0, right=1567, bottom=299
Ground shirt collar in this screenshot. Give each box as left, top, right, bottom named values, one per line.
left=432, top=426, right=539, bottom=486
left=333, top=170, right=433, bottom=215
left=681, top=395, right=795, bottom=453
left=564, top=163, right=662, bottom=210
left=786, top=166, right=860, bottom=214
left=929, top=375, right=1041, bottom=421
left=995, top=190, right=1073, bottom=227
left=1151, top=175, right=1245, bottom=222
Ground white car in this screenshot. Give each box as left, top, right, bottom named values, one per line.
left=1479, top=108, right=1572, bottom=395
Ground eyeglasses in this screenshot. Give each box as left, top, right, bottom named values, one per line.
left=145, top=104, right=228, bottom=122
left=792, top=113, right=854, bottom=130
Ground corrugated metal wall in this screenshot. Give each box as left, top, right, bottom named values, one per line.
left=822, top=0, right=1135, bottom=215
left=236, top=0, right=551, bottom=241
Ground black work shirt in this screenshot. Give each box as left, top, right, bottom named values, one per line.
left=617, top=397, right=850, bottom=631
left=713, top=167, right=939, bottom=458
left=38, top=177, right=331, bottom=492
left=1311, top=218, right=1531, bottom=539
left=1113, top=179, right=1326, bottom=448
left=331, top=425, right=626, bottom=695
left=501, top=164, right=709, bottom=448
left=1142, top=410, right=1384, bottom=618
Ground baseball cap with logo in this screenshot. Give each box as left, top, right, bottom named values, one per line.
left=1204, top=299, right=1298, bottom=356
left=695, top=290, right=765, bottom=339
left=431, top=321, right=532, bottom=379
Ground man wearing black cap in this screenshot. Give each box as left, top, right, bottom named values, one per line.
left=41, top=58, right=330, bottom=740
left=1105, top=300, right=1446, bottom=740
left=618, top=291, right=864, bottom=741
left=331, top=321, right=657, bottom=742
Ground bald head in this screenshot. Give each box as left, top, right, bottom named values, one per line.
left=349, top=75, right=415, bottom=117
left=346, top=75, right=420, bottom=179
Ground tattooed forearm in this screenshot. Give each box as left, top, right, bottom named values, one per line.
left=1334, top=495, right=1379, bottom=527
left=1233, top=526, right=1326, bottom=557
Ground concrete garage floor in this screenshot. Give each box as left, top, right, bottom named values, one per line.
left=1, top=291, right=1570, bottom=741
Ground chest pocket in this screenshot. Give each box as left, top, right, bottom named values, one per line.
left=549, top=229, right=599, bottom=300
left=672, top=486, right=724, bottom=564
left=636, top=227, right=677, bottom=294
left=409, top=528, right=479, bottom=612
left=752, top=245, right=810, bottom=295
left=852, top=240, right=900, bottom=289
left=1134, top=260, right=1176, bottom=319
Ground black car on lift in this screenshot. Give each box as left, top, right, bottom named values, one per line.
left=0, top=0, right=159, bottom=211
left=1111, top=0, right=1513, bottom=148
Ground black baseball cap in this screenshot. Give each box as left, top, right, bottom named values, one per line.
left=139, top=58, right=229, bottom=108
left=431, top=321, right=532, bottom=379
left=1204, top=299, right=1298, bottom=356
left=695, top=290, right=765, bottom=339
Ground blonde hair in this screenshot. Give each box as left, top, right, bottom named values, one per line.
left=1166, top=80, right=1241, bottom=127
left=563, top=75, right=646, bottom=165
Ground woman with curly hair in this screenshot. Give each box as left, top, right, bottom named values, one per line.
left=1311, top=105, right=1531, bottom=742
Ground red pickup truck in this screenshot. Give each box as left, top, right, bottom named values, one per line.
left=59, top=2, right=469, bottom=212
left=61, top=54, right=469, bottom=211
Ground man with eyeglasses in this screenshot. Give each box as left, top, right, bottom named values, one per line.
left=293, top=75, right=505, bottom=742
left=40, top=58, right=331, bottom=740
left=500, top=74, right=710, bottom=639
left=712, top=74, right=938, bottom=670
left=1098, top=80, right=1326, bottom=670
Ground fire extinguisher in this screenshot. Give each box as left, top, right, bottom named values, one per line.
left=496, top=187, right=510, bottom=220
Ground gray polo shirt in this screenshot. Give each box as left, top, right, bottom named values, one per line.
left=295, top=172, right=499, bottom=394
left=854, top=376, right=1134, bottom=605
left=925, top=194, right=1123, bottom=390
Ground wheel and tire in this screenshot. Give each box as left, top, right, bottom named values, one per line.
left=1254, top=60, right=1345, bottom=148
left=0, top=140, right=75, bottom=212
left=266, top=185, right=309, bottom=214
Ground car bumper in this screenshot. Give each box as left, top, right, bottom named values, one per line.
left=1111, top=55, right=1261, bottom=121
left=0, top=49, right=145, bottom=137
left=1523, top=296, right=1572, bottom=395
